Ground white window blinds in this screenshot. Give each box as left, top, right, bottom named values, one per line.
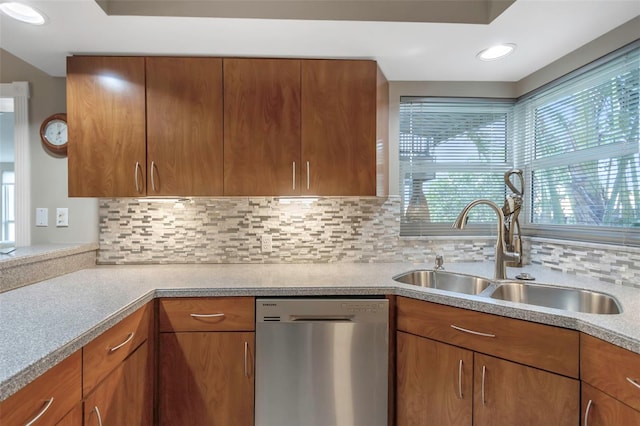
left=399, top=99, right=514, bottom=236
left=514, top=45, right=639, bottom=231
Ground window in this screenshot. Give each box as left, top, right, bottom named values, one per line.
left=515, top=43, right=639, bottom=244
left=399, top=98, right=514, bottom=236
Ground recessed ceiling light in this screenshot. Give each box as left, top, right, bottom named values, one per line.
left=477, top=43, right=516, bottom=61
left=0, top=2, right=46, bottom=25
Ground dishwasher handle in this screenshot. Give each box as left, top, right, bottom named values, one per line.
left=289, top=315, right=355, bottom=322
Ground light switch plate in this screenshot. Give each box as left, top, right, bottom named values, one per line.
left=36, top=208, right=48, bottom=227
left=56, top=208, right=69, bottom=227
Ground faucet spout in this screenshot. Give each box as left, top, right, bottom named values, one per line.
left=452, top=199, right=520, bottom=280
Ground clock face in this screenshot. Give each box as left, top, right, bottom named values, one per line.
left=44, top=119, right=68, bottom=146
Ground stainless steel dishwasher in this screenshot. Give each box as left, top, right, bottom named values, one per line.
left=255, top=298, right=389, bottom=426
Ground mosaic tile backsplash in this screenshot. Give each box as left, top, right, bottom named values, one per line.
left=98, top=197, right=639, bottom=288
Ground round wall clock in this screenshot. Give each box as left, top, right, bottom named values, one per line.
left=40, top=113, right=68, bottom=156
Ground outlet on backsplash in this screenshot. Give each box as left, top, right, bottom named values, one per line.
left=261, top=234, right=273, bottom=253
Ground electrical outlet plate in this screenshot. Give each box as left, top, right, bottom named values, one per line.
left=36, top=208, right=48, bottom=227
left=261, top=234, right=272, bottom=253
left=56, top=208, right=69, bottom=227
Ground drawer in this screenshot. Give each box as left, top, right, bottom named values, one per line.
left=83, top=302, right=152, bottom=395
left=159, top=297, right=255, bottom=332
left=581, top=333, right=640, bottom=411
left=0, top=350, right=81, bottom=426
left=396, top=297, right=579, bottom=378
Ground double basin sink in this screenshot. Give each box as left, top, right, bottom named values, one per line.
left=393, top=269, right=622, bottom=315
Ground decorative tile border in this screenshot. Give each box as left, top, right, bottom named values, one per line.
left=98, top=197, right=639, bottom=288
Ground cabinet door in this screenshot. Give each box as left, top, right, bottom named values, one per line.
left=84, top=341, right=152, bottom=426
left=146, top=57, right=224, bottom=196
left=582, top=382, right=640, bottom=425
left=224, top=58, right=301, bottom=195
left=301, top=59, right=377, bottom=195
left=396, top=331, right=473, bottom=426
left=473, top=353, right=579, bottom=426
left=55, top=403, right=82, bottom=425
left=159, top=332, right=254, bottom=426
left=67, top=56, right=146, bottom=197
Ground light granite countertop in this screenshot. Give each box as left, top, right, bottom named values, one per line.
left=1, top=261, right=639, bottom=401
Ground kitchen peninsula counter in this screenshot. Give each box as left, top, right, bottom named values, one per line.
left=1, top=262, right=639, bottom=401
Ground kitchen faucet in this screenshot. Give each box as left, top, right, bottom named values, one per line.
left=452, top=199, right=520, bottom=280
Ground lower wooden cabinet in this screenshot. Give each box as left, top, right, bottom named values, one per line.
left=158, top=331, right=255, bottom=426
left=56, top=403, right=83, bottom=425
left=83, top=341, right=153, bottom=426
left=582, top=382, right=640, bottom=425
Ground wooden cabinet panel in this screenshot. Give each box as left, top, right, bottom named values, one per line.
left=582, top=382, right=640, bottom=426
left=159, top=297, right=255, bottom=332
left=581, top=333, right=640, bottom=411
left=396, top=297, right=579, bottom=378
left=55, top=403, right=83, bottom=425
left=0, top=351, right=81, bottom=426
left=67, top=56, right=146, bottom=197
left=473, top=353, right=579, bottom=426
left=224, top=58, right=301, bottom=195
left=396, top=331, right=472, bottom=426
left=83, top=303, right=151, bottom=395
left=84, top=341, right=152, bottom=426
left=146, top=57, right=223, bottom=196
left=159, top=332, right=254, bottom=426
left=301, top=59, right=377, bottom=195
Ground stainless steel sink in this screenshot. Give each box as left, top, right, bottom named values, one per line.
left=490, top=282, right=622, bottom=314
left=392, top=270, right=491, bottom=295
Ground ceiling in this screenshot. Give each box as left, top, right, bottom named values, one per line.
left=0, top=0, right=638, bottom=81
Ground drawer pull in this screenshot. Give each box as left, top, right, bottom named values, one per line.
left=627, top=377, right=640, bottom=390
left=189, top=313, right=225, bottom=318
left=457, top=359, right=464, bottom=399
left=451, top=324, right=496, bottom=338
left=584, top=399, right=593, bottom=426
left=481, top=365, right=487, bottom=406
left=92, top=406, right=103, bottom=426
left=109, top=332, right=135, bottom=353
left=25, top=397, right=54, bottom=426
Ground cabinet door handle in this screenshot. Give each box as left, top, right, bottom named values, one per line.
left=244, top=341, right=249, bottom=378
left=292, top=162, right=296, bottom=190
left=584, top=399, right=593, bottom=426
left=189, top=312, right=225, bottom=318
left=92, top=406, right=103, bottom=426
left=481, top=365, right=487, bottom=406
left=134, top=161, right=141, bottom=193
left=150, top=161, right=157, bottom=192
left=458, top=359, right=464, bottom=399
left=627, top=377, right=640, bottom=390
left=451, top=324, right=496, bottom=338
left=109, top=332, right=135, bottom=353
left=306, top=161, right=310, bottom=190
left=24, top=397, right=54, bottom=426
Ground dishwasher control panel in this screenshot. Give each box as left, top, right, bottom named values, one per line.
left=256, top=298, right=389, bottom=323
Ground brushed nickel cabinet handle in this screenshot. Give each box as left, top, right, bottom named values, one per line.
left=25, top=397, right=54, bottom=426
left=306, top=161, right=310, bottom=190
left=189, top=313, right=225, bottom=318
left=292, top=161, right=296, bottom=190
left=627, top=377, right=640, bottom=390
left=451, top=324, right=496, bottom=338
left=244, top=341, right=249, bottom=378
left=92, top=406, right=103, bottom=426
left=109, top=332, right=134, bottom=353
left=481, top=365, right=487, bottom=406
left=584, top=399, right=593, bottom=426
left=134, top=161, right=141, bottom=193
left=150, top=161, right=157, bottom=192
left=458, top=359, right=463, bottom=399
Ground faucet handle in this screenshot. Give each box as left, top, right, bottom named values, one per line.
left=435, top=255, right=444, bottom=270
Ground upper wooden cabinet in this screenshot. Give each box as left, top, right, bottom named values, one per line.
left=146, top=57, right=223, bottom=196
left=67, top=56, right=146, bottom=197
left=301, top=59, right=379, bottom=196
left=224, top=58, right=301, bottom=196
